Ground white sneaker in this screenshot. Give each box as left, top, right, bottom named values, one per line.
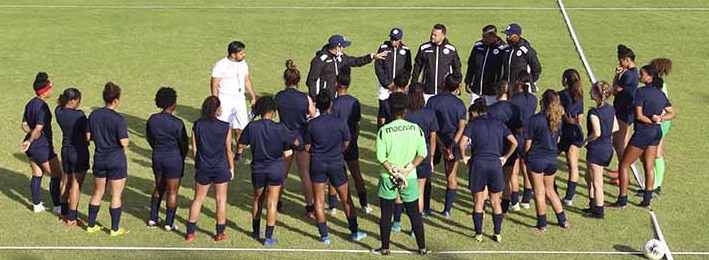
left=325, top=208, right=337, bottom=215
left=33, top=202, right=46, bottom=213
left=520, top=202, right=531, bottom=209
left=510, top=202, right=521, bottom=211
left=563, top=199, right=573, bottom=206
left=362, top=205, right=374, bottom=214
left=52, top=205, right=62, bottom=215
left=164, top=224, right=178, bottom=232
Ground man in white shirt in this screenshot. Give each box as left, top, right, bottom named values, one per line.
left=211, top=41, right=257, bottom=164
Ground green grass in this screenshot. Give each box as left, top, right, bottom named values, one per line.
left=0, top=1, right=707, bottom=259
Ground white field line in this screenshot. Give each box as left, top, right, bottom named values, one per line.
left=0, top=5, right=707, bottom=11
left=0, top=246, right=706, bottom=255
left=649, top=211, right=674, bottom=260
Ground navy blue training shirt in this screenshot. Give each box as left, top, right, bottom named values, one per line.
left=613, top=68, right=639, bottom=120
left=146, top=111, right=188, bottom=158
left=426, top=92, right=466, bottom=141
left=55, top=106, right=88, bottom=151
left=332, top=94, right=361, bottom=135
left=464, top=115, right=512, bottom=159
left=239, top=118, right=295, bottom=166
left=488, top=100, right=515, bottom=125
left=405, top=108, right=439, bottom=145
left=509, top=92, right=537, bottom=131
left=634, top=85, right=671, bottom=133
left=88, top=107, right=128, bottom=159
left=586, top=104, right=615, bottom=146
left=305, top=113, right=351, bottom=162
left=524, top=112, right=562, bottom=158
left=23, top=97, right=53, bottom=146
left=559, top=89, right=584, bottom=133
left=192, top=118, right=230, bottom=174
left=275, top=88, right=310, bottom=133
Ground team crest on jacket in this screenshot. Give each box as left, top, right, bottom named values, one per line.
left=493, top=49, right=500, bottom=55
left=516, top=50, right=523, bottom=56
left=443, top=48, right=450, bottom=54
left=399, top=49, right=406, bottom=55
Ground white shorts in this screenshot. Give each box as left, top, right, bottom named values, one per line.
left=217, top=95, right=249, bottom=130
left=470, top=93, right=498, bottom=106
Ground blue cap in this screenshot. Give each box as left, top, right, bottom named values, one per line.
left=502, top=23, right=522, bottom=35
left=389, top=28, right=403, bottom=40
left=328, top=35, right=351, bottom=47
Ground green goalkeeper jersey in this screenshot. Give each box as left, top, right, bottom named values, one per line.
left=376, top=119, right=428, bottom=202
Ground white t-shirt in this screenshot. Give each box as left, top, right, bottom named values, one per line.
left=211, top=57, right=249, bottom=97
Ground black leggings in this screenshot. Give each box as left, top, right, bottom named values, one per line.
left=379, top=197, right=425, bottom=249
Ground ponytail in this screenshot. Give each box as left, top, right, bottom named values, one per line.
left=57, top=88, right=82, bottom=107
left=593, top=81, right=612, bottom=101
left=562, top=69, right=583, bottom=102
left=540, top=89, right=564, bottom=132
left=283, top=59, right=301, bottom=87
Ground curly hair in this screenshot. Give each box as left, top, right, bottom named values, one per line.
left=155, top=87, right=177, bottom=109
left=540, top=89, right=564, bottom=132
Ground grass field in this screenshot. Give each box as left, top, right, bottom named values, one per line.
left=0, top=0, right=707, bottom=259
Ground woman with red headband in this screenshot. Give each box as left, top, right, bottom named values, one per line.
left=20, top=72, right=64, bottom=214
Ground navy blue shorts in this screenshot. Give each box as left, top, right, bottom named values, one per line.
left=61, top=146, right=89, bottom=174
left=503, top=134, right=523, bottom=167
left=468, top=158, right=504, bottom=193
left=628, top=128, right=662, bottom=150
left=416, top=155, right=433, bottom=179
left=526, top=156, right=558, bottom=176
left=93, top=162, right=127, bottom=180
left=343, top=138, right=359, bottom=161
left=26, top=144, right=57, bottom=164
left=559, top=127, right=584, bottom=153
left=586, top=142, right=613, bottom=167
left=310, top=160, right=348, bottom=187
left=433, top=137, right=461, bottom=165
left=251, top=162, right=285, bottom=189
left=378, top=99, right=389, bottom=118
left=195, top=171, right=231, bottom=185
left=152, top=153, right=184, bottom=179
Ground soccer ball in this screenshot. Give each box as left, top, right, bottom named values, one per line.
left=643, top=239, right=667, bottom=260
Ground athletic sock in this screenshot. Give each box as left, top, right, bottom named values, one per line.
left=473, top=212, right=483, bottom=235
left=68, top=209, right=78, bottom=221
left=556, top=211, right=567, bottom=226
left=328, top=194, right=338, bottom=210
left=618, top=195, right=628, bottom=206
left=588, top=197, right=595, bottom=210
left=564, top=181, right=578, bottom=201
left=216, top=223, right=226, bottom=234
left=149, top=196, right=161, bottom=222
left=357, top=192, right=368, bottom=207
left=654, top=157, right=665, bottom=189
left=165, top=207, right=177, bottom=227
left=536, top=214, right=547, bottom=228
left=511, top=191, right=520, bottom=205
left=265, top=225, right=275, bottom=239
left=501, top=199, right=510, bottom=213
left=109, top=207, right=122, bottom=231
left=444, top=188, right=457, bottom=212
left=49, top=177, right=61, bottom=207
left=186, top=222, right=196, bottom=235
left=595, top=206, right=605, bottom=218
left=347, top=217, right=358, bottom=234
left=423, top=181, right=432, bottom=211
left=317, top=222, right=329, bottom=238
left=305, top=205, right=315, bottom=213
left=642, top=190, right=653, bottom=205
left=30, top=176, right=42, bottom=205
left=60, top=202, right=69, bottom=215
left=252, top=219, right=260, bottom=236
left=393, top=203, right=404, bottom=222
left=88, top=204, right=100, bottom=227
left=522, top=188, right=533, bottom=203
left=492, top=213, right=503, bottom=234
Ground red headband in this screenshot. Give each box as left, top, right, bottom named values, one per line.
left=36, top=81, right=52, bottom=96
